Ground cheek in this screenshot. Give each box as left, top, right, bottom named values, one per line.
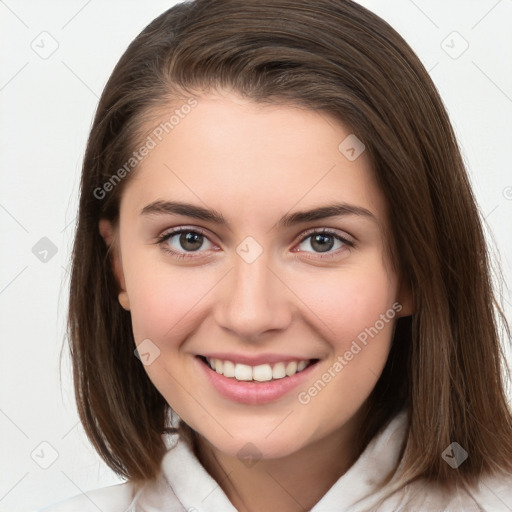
left=124, top=257, right=216, bottom=343
left=294, top=270, right=398, bottom=423
left=292, top=261, right=398, bottom=347
left=292, top=261, right=398, bottom=404
left=123, top=263, right=211, bottom=417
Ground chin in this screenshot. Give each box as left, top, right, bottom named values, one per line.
left=197, top=421, right=310, bottom=461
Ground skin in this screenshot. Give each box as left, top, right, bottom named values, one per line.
left=100, top=90, right=413, bottom=512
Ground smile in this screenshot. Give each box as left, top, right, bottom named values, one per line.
left=202, top=356, right=315, bottom=382
left=196, top=355, right=320, bottom=404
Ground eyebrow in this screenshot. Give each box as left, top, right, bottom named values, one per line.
left=140, top=200, right=377, bottom=229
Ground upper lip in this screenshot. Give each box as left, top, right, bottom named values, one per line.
left=199, top=353, right=317, bottom=366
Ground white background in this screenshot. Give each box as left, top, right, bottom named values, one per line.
left=0, top=1, right=511, bottom=510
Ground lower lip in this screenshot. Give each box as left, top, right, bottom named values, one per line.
left=196, top=356, right=318, bottom=405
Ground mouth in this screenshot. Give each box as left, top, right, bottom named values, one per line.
left=196, top=354, right=320, bottom=404
left=198, top=355, right=319, bottom=382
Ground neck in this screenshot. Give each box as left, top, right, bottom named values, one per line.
left=193, top=410, right=365, bottom=512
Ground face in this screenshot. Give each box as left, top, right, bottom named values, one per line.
left=101, top=90, right=411, bottom=461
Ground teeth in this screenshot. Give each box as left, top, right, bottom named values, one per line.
left=234, top=363, right=252, bottom=381
left=285, top=361, right=297, bottom=376
left=253, top=364, right=273, bottom=382
left=272, top=362, right=286, bottom=379
left=205, top=357, right=312, bottom=381
left=297, top=360, right=307, bottom=372
left=223, top=360, right=235, bottom=378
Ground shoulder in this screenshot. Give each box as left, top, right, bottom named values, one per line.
left=35, top=481, right=137, bottom=512
left=463, top=470, right=512, bottom=510
left=377, top=470, right=512, bottom=512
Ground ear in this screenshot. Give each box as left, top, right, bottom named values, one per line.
left=99, top=219, right=130, bottom=311
left=395, top=276, right=415, bottom=317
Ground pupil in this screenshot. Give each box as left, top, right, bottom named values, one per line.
left=312, top=234, right=333, bottom=253
left=181, top=232, right=202, bottom=251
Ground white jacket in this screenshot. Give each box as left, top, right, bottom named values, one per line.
left=37, top=410, right=512, bottom=511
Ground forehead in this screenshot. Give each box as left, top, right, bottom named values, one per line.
left=121, top=92, right=387, bottom=227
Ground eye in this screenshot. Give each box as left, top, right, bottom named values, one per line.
left=294, top=228, right=355, bottom=259
left=155, top=226, right=355, bottom=261
left=156, top=228, right=216, bottom=259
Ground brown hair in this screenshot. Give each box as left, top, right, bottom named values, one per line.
left=68, top=0, right=512, bottom=497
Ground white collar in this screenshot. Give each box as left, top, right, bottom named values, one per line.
left=151, top=409, right=408, bottom=512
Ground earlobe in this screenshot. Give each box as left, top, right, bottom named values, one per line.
left=118, top=291, right=131, bottom=311
left=99, top=219, right=130, bottom=311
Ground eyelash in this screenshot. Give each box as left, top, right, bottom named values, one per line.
left=155, top=227, right=355, bottom=261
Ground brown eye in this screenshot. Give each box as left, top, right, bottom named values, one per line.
left=298, top=231, right=351, bottom=253
left=294, top=229, right=355, bottom=260
left=156, top=228, right=215, bottom=259
left=177, top=231, right=204, bottom=251
left=309, top=233, right=336, bottom=253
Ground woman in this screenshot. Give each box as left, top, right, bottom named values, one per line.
left=39, top=1, right=512, bottom=510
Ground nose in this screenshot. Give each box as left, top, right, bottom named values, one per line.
left=214, top=251, right=292, bottom=341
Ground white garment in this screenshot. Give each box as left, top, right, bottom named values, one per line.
left=37, top=410, right=512, bottom=511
